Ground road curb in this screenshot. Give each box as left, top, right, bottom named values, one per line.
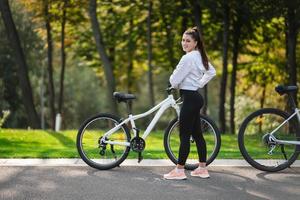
left=0, top=159, right=299, bottom=167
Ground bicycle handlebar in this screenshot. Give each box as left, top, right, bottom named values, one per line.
left=166, top=87, right=176, bottom=95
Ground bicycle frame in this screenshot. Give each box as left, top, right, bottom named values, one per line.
left=269, top=108, right=300, bottom=146
left=101, top=94, right=180, bottom=147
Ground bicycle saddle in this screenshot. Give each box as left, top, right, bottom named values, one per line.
left=113, top=92, right=136, bottom=102
left=275, top=85, right=298, bottom=95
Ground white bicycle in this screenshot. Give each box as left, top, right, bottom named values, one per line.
left=76, top=88, right=221, bottom=170
left=238, top=85, right=300, bottom=172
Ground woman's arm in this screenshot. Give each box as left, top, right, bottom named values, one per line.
left=169, top=56, right=192, bottom=88
left=199, top=62, right=216, bottom=88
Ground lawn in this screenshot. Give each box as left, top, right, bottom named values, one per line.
left=0, top=129, right=242, bottom=159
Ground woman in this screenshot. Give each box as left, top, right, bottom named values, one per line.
left=164, top=27, right=216, bottom=180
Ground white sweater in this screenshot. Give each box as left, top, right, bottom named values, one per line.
left=169, top=50, right=216, bottom=90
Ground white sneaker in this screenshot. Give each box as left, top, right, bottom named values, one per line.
left=190, top=167, right=210, bottom=179
left=163, top=168, right=187, bottom=180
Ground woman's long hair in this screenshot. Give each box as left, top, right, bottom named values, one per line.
left=184, top=27, right=209, bottom=70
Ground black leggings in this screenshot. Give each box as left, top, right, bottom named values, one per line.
left=177, top=89, right=207, bottom=165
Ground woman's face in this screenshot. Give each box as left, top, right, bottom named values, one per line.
left=181, top=33, right=197, bottom=53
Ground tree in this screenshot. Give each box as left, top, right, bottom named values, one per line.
left=159, top=0, right=178, bottom=69
left=229, top=12, right=241, bottom=135
left=58, top=0, right=68, bottom=116
left=229, top=0, right=251, bottom=134
left=180, top=0, right=188, bottom=34
left=126, top=16, right=135, bottom=113
left=0, top=0, right=40, bottom=128
left=147, top=0, right=155, bottom=107
left=0, top=32, right=23, bottom=127
left=243, top=0, right=300, bottom=111
left=219, top=0, right=229, bottom=133
left=285, top=1, right=300, bottom=106
left=43, top=0, right=56, bottom=129
left=88, top=0, right=118, bottom=114
left=191, top=0, right=209, bottom=115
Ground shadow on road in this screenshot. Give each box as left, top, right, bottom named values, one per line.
left=1, top=166, right=300, bottom=200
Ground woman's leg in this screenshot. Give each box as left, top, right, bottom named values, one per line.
left=164, top=91, right=195, bottom=179
left=164, top=90, right=208, bottom=179
left=177, top=94, right=196, bottom=166
left=190, top=95, right=210, bottom=178
left=191, top=111, right=207, bottom=164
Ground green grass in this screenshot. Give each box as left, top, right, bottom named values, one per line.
left=0, top=129, right=242, bottom=159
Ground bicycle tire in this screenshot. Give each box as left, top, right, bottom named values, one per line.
left=77, top=113, right=131, bottom=170
left=238, top=108, right=299, bottom=172
left=164, top=115, right=221, bottom=170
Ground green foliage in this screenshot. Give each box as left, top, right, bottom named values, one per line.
left=59, top=62, right=108, bottom=128
left=232, top=95, right=259, bottom=133
left=242, top=17, right=287, bottom=86
left=0, top=0, right=299, bottom=129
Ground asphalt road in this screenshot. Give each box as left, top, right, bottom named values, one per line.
left=0, top=166, right=300, bottom=200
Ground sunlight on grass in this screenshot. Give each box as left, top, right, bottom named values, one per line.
left=0, top=129, right=258, bottom=159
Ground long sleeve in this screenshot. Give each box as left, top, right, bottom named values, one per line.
left=169, top=55, right=192, bottom=88
left=198, top=62, right=216, bottom=88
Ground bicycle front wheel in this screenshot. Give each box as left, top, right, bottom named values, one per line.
left=164, top=115, right=221, bottom=170
left=77, top=113, right=131, bottom=170
left=238, top=108, right=299, bottom=172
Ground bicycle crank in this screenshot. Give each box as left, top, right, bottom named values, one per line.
left=130, top=136, right=146, bottom=152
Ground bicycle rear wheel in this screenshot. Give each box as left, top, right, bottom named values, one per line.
left=77, top=113, right=131, bottom=170
left=238, top=108, right=299, bottom=172
left=164, top=115, right=221, bottom=170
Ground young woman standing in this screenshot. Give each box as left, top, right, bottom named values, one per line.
left=163, top=27, right=216, bottom=180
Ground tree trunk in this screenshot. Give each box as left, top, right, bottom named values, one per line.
left=192, top=0, right=202, bottom=32
left=260, top=84, right=266, bottom=109
left=160, top=1, right=176, bottom=69
left=147, top=0, right=155, bottom=107
left=286, top=3, right=298, bottom=106
left=230, top=19, right=241, bottom=135
left=192, top=0, right=207, bottom=115
left=219, top=0, right=229, bottom=134
left=88, top=0, right=118, bottom=114
left=107, top=0, right=115, bottom=68
left=44, top=0, right=56, bottom=129
left=0, top=0, right=40, bottom=128
left=127, top=17, right=135, bottom=112
left=58, top=0, right=68, bottom=116
left=127, top=18, right=134, bottom=93
left=181, top=0, right=188, bottom=34
left=258, top=84, right=266, bottom=133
